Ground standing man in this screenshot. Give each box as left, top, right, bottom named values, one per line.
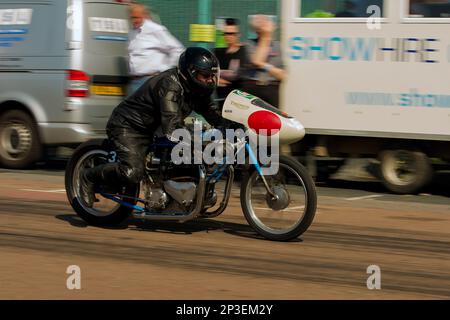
left=214, top=18, right=249, bottom=105
left=128, top=3, right=184, bottom=95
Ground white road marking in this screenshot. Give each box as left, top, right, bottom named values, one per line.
left=21, top=189, right=66, bottom=194
left=345, top=195, right=383, bottom=201
left=285, top=206, right=305, bottom=211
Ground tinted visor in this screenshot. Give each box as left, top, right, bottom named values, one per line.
left=191, top=68, right=219, bottom=88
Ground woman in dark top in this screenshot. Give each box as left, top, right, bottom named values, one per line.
left=214, top=18, right=249, bottom=104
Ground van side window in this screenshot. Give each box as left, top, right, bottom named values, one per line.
left=299, top=0, right=384, bottom=18
left=409, top=0, right=450, bottom=18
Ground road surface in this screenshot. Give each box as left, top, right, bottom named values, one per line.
left=0, top=167, right=449, bottom=299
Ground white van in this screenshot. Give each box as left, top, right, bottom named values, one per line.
left=0, top=0, right=130, bottom=168
left=281, top=0, right=450, bottom=193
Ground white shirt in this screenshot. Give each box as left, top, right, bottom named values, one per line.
left=128, top=19, right=184, bottom=76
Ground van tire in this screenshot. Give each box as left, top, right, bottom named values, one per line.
left=0, top=110, right=42, bottom=169
left=379, top=149, right=433, bottom=194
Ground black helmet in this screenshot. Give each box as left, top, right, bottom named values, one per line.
left=178, top=47, right=220, bottom=96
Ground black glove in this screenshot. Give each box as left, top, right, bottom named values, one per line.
left=155, top=136, right=179, bottom=148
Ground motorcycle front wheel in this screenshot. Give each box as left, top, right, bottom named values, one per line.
left=240, top=155, right=317, bottom=241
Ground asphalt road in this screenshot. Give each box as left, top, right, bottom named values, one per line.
left=0, top=165, right=449, bottom=300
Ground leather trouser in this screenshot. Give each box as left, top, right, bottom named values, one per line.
left=86, top=126, right=153, bottom=186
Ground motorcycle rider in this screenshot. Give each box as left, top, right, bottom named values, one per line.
left=80, top=47, right=229, bottom=207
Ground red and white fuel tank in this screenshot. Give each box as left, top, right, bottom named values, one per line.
left=222, top=90, right=306, bottom=144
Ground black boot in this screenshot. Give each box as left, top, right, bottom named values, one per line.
left=82, top=163, right=122, bottom=202
left=80, top=163, right=120, bottom=207
left=95, top=163, right=123, bottom=194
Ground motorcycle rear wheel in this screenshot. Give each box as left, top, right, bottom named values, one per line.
left=240, top=155, right=317, bottom=241
left=65, top=140, right=139, bottom=226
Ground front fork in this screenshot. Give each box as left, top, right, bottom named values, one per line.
left=245, top=142, right=278, bottom=200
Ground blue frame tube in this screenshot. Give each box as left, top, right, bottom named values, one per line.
left=101, top=193, right=146, bottom=212
left=245, top=142, right=264, bottom=176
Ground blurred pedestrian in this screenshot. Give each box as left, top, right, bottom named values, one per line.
left=336, top=0, right=357, bottom=17
left=127, top=3, right=184, bottom=95
left=243, top=15, right=286, bottom=108
left=214, top=18, right=249, bottom=105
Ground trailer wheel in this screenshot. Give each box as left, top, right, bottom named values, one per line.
left=0, top=110, right=42, bottom=169
left=379, top=149, right=433, bottom=194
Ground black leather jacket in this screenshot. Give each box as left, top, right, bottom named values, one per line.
left=108, top=68, right=226, bottom=136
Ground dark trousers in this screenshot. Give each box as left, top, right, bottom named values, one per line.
left=241, top=82, right=280, bottom=108
left=86, top=126, right=153, bottom=186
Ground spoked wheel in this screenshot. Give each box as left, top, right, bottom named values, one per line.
left=65, top=140, right=139, bottom=226
left=241, top=155, right=317, bottom=241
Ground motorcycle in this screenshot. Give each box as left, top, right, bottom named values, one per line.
left=65, top=90, right=317, bottom=241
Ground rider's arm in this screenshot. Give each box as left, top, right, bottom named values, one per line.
left=197, top=98, right=244, bottom=131
left=158, top=87, right=185, bottom=140
left=197, top=99, right=226, bottom=128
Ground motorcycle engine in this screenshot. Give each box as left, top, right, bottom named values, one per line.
left=142, top=178, right=197, bottom=213
left=163, top=180, right=197, bottom=208
left=143, top=185, right=170, bottom=211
